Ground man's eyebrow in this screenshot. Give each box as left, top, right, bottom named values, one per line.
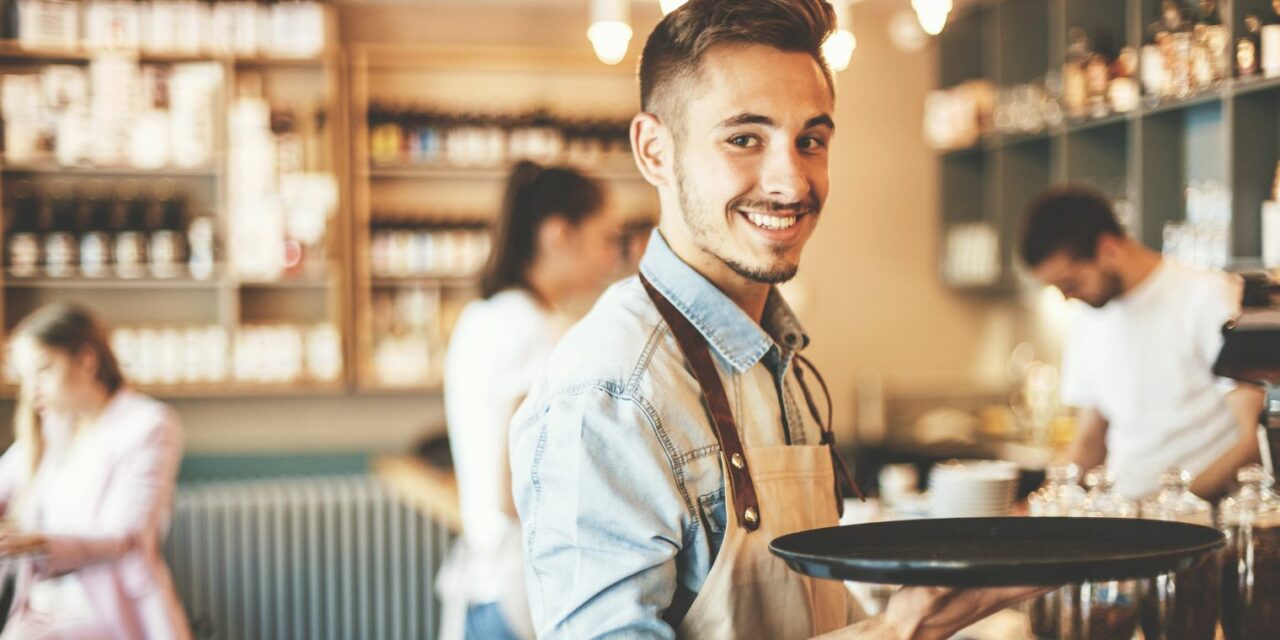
left=716, top=113, right=774, bottom=128
left=714, top=113, right=835, bottom=130
left=805, top=114, right=835, bottom=130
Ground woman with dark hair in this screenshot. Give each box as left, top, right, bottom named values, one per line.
left=438, top=161, right=621, bottom=640
left=0, top=303, right=190, bottom=640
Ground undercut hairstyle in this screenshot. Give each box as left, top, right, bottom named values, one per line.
left=1021, top=185, right=1125, bottom=268
left=638, top=0, right=837, bottom=126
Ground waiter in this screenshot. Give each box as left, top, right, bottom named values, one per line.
left=509, top=1, right=1040, bottom=638
left=1021, top=186, right=1265, bottom=500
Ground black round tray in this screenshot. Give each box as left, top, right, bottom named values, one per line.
left=769, top=517, right=1225, bottom=587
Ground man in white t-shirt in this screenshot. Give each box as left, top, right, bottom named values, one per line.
left=1021, top=186, right=1265, bottom=500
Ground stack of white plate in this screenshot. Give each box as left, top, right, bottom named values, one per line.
left=927, top=459, right=1019, bottom=518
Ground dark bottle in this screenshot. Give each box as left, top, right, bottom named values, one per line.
left=6, top=180, right=40, bottom=278
left=149, top=182, right=187, bottom=279
left=79, top=181, right=114, bottom=278
left=115, top=182, right=149, bottom=279
left=43, top=181, right=78, bottom=278
left=1197, top=0, right=1222, bottom=26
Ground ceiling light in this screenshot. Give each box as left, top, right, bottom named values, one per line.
left=912, top=0, right=952, bottom=36
left=823, top=0, right=857, bottom=72
left=589, top=0, right=633, bottom=65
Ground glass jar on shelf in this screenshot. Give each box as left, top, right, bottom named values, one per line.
left=1061, top=466, right=1141, bottom=640
left=1219, top=464, right=1280, bottom=640
left=1138, top=468, right=1219, bottom=640
left=1026, top=462, right=1087, bottom=639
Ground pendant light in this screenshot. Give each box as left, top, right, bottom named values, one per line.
left=589, top=0, right=633, bottom=66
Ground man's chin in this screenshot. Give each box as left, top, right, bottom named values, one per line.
left=723, top=257, right=799, bottom=284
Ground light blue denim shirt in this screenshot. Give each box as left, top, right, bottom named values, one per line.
left=510, top=230, right=818, bottom=638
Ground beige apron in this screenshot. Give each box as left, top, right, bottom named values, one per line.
left=676, top=445, right=852, bottom=639
left=639, top=275, right=858, bottom=640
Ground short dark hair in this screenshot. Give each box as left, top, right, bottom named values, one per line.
left=1021, top=185, right=1124, bottom=267
left=638, top=0, right=836, bottom=122
left=481, top=161, right=605, bottom=299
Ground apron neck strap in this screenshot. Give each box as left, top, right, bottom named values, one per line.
left=640, top=273, right=762, bottom=531
left=793, top=355, right=865, bottom=507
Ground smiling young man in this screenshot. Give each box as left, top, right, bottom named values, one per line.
left=509, top=2, right=1039, bottom=638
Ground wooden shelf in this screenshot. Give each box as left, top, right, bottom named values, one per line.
left=0, top=4, right=355, bottom=397
left=0, top=381, right=347, bottom=400
left=237, top=278, right=333, bottom=290
left=0, top=40, right=335, bottom=66
left=4, top=276, right=221, bottom=290
left=370, top=276, right=479, bottom=288
left=0, top=161, right=219, bottom=177
left=937, top=0, right=1269, bottom=293
left=362, top=163, right=643, bottom=182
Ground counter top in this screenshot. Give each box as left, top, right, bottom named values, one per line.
left=374, top=454, right=462, bottom=532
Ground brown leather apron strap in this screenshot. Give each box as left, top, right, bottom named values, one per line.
left=793, top=354, right=865, bottom=511
left=640, top=274, right=762, bottom=531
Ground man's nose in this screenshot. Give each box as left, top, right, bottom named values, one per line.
left=759, top=145, right=809, bottom=205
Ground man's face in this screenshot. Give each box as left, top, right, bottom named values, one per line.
left=665, top=44, right=834, bottom=284
left=1032, top=250, right=1123, bottom=308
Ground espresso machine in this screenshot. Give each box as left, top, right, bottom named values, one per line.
left=1213, top=273, right=1280, bottom=476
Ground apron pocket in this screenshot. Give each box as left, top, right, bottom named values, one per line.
left=698, top=488, right=727, bottom=560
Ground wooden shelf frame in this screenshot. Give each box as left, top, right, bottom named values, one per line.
left=0, top=6, right=355, bottom=397
left=346, top=43, right=658, bottom=392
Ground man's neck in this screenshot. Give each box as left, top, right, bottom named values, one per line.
left=1118, top=244, right=1163, bottom=296
left=657, top=227, right=770, bottom=322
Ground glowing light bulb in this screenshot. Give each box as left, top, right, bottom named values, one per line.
left=912, top=0, right=952, bottom=36
left=589, top=0, right=632, bottom=66
left=824, top=29, right=856, bottom=71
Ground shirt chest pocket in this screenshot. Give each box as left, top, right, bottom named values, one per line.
left=698, top=488, right=727, bottom=562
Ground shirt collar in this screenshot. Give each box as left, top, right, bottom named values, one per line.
left=638, top=229, right=809, bottom=373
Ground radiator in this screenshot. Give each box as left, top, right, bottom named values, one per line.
left=163, top=474, right=454, bottom=640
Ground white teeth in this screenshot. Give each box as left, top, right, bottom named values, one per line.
left=744, top=212, right=799, bottom=230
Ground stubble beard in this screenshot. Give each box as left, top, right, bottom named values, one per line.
left=673, top=159, right=805, bottom=285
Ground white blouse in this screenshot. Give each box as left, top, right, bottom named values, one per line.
left=443, top=289, right=568, bottom=610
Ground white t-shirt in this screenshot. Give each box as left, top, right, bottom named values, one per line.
left=1060, top=261, right=1243, bottom=499
left=442, top=289, right=568, bottom=614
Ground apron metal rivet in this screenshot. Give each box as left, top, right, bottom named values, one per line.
left=731, top=453, right=745, bottom=469
left=744, top=507, right=758, bottom=524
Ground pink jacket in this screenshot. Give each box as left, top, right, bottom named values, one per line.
left=0, top=390, right=191, bottom=640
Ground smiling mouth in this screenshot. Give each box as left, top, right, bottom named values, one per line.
left=740, top=210, right=807, bottom=231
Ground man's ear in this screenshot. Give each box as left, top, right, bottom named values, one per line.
left=631, top=112, right=674, bottom=189
left=1094, top=232, right=1125, bottom=266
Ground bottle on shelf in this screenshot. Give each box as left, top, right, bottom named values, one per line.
left=1239, top=13, right=1264, bottom=78
left=114, top=182, right=149, bottom=279
left=187, top=212, right=216, bottom=281
left=6, top=180, right=41, bottom=278
left=1263, top=2, right=1280, bottom=78
left=149, top=181, right=188, bottom=279
left=79, top=180, right=114, bottom=278
left=43, top=181, right=78, bottom=278
left=1063, top=25, right=1091, bottom=119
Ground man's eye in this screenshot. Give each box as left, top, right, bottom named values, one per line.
left=798, top=136, right=826, bottom=151
left=728, top=135, right=759, bottom=148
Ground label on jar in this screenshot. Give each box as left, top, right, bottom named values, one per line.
left=7, top=233, right=40, bottom=277
left=45, top=232, right=76, bottom=278
left=115, top=232, right=146, bottom=278
left=149, top=231, right=183, bottom=278
left=81, top=232, right=111, bottom=277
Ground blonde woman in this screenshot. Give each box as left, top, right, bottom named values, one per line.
left=0, top=303, right=190, bottom=639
